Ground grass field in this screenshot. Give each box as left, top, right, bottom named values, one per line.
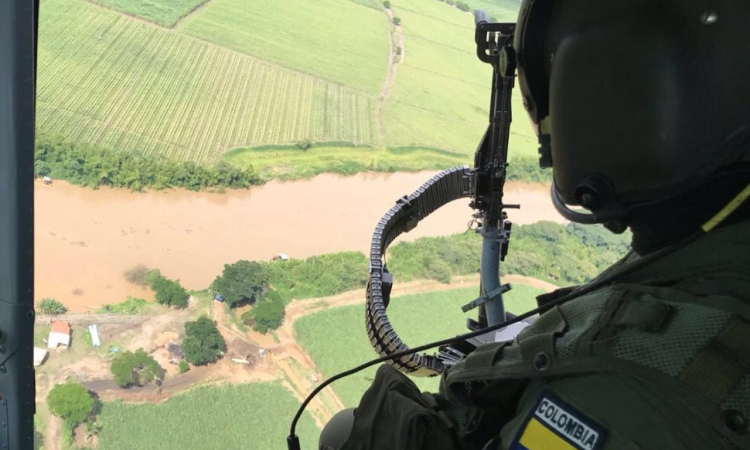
left=38, top=0, right=376, bottom=164
left=295, top=284, right=543, bottom=407
left=96, top=383, right=319, bottom=450
left=381, top=0, right=538, bottom=159
left=179, top=0, right=390, bottom=94
left=224, top=143, right=469, bottom=180
left=88, top=0, right=208, bottom=27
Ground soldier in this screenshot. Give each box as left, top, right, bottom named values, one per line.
left=320, top=0, right=750, bottom=448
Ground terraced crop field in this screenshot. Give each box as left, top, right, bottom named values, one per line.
left=37, top=0, right=376, bottom=164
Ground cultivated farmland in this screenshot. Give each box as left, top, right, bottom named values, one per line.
left=295, top=284, right=544, bottom=407
left=88, top=0, right=208, bottom=27
left=96, top=383, right=319, bottom=450
left=179, top=0, right=390, bottom=94
left=37, top=0, right=376, bottom=164
left=382, top=0, right=538, bottom=159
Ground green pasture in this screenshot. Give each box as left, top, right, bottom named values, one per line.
left=295, top=284, right=543, bottom=407
left=96, top=383, right=319, bottom=450
left=179, top=0, right=390, bottom=94
left=224, top=143, right=469, bottom=180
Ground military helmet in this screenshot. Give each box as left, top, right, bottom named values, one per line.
left=513, top=0, right=750, bottom=224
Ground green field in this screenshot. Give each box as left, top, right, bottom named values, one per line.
left=224, top=143, right=468, bottom=180
left=295, top=284, right=543, bottom=407
left=89, top=0, right=208, bottom=27
left=38, top=0, right=535, bottom=178
left=179, top=0, right=390, bottom=94
left=382, top=0, right=538, bottom=158
left=38, top=0, right=376, bottom=164
left=97, top=383, right=319, bottom=450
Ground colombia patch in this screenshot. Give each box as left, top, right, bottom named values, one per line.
left=510, top=392, right=607, bottom=450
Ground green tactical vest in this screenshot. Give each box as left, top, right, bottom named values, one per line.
left=441, top=219, right=750, bottom=450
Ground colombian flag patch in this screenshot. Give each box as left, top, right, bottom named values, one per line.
left=510, top=392, right=606, bottom=450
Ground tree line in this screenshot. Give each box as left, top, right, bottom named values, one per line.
left=34, top=134, right=263, bottom=191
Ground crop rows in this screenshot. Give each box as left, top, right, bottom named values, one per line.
left=37, top=0, right=377, bottom=164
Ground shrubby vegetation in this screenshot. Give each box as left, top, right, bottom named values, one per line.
left=264, top=252, right=368, bottom=302
left=241, top=290, right=286, bottom=334
left=34, top=134, right=262, bottom=191
left=182, top=316, right=225, bottom=366
left=98, top=297, right=148, bottom=314
left=507, top=156, right=552, bottom=183
left=110, top=349, right=164, bottom=388
left=37, top=298, right=67, bottom=315
left=260, top=223, right=630, bottom=304
left=389, top=222, right=631, bottom=285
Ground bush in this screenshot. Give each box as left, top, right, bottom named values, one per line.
left=37, top=298, right=67, bottom=315
left=144, top=269, right=162, bottom=289
left=151, top=276, right=188, bottom=308
left=246, top=290, right=285, bottom=334
left=427, top=259, right=452, bottom=284
left=110, top=349, right=164, bottom=388
left=182, top=316, right=225, bottom=366
left=392, top=16, right=401, bottom=25
left=383, top=0, right=390, bottom=7
left=295, top=139, right=312, bottom=151
left=47, top=383, right=94, bottom=423
left=124, top=264, right=149, bottom=286
left=178, top=360, right=190, bottom=374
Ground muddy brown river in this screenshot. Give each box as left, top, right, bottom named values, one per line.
left=35, top=172, right=561, bottom=312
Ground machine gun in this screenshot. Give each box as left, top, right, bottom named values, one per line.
left=364, top=11, right=524, bottom=377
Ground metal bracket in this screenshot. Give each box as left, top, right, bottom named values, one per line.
left=462, top=283, right=512, bottom=313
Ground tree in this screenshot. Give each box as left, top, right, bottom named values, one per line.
left=47, top=383, right=94, bottom=423
left=211, top=260, right=270, bottom=307
left=182, top=316, right=225, bottom=365
left=179, top=360, right=190, bottom=373
left=383, top=0, right=391, bottom=8
left=392, top=16, right=401, bottom=26
left=151, top=275, right=189, bottom=308
left=37, top=298, right=67, bottom=315
left=110, top=348, right=164, bottom=388
left=244, top=290, right=286, bottom=334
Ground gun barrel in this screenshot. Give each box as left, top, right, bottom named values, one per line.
left=475, top=9, right=489, bottom=26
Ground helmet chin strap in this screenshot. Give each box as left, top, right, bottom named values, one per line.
left=550, top=181, right=627, bottom=226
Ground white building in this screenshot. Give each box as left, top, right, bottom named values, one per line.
left=47, top=321, right=71, bottom=349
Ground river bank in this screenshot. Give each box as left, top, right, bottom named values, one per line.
left=35, top=172, right=561, bottom=311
